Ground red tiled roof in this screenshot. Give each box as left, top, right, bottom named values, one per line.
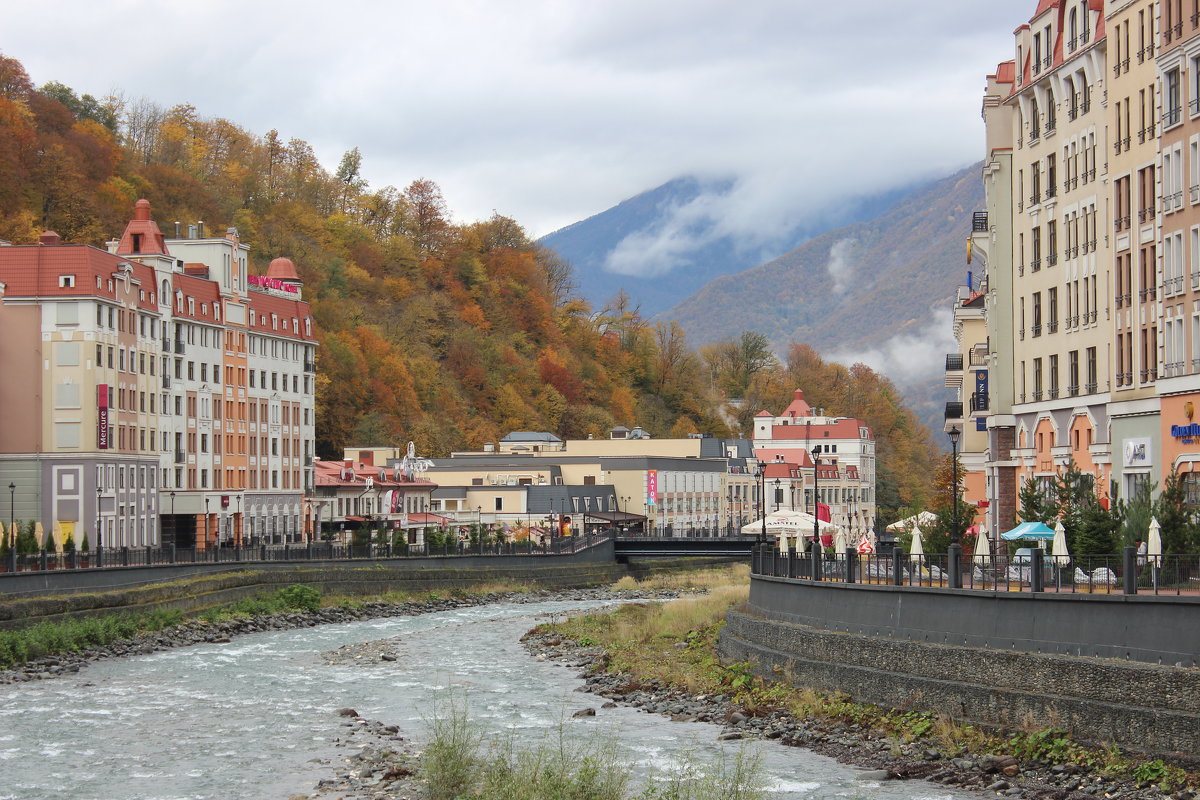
left=0, top=243, right=159, bottom=311
left=754, top=409, right=773, bottom=418
left=113, top=199, right=170, bottom=257
left=995, top=60, right=1016, bottom=84
left=247, top=291, right=315, bottom=342
left=761, top=462, right=802, bottom=479
left=171, top=272, right=222, bottom=324
left=767, top=418, right=873, bottom=441
left=781, top=388, right=812, bottom=418
left=755, top=448, right=815, bottom=468
left=266, top=257, right=300, bottom=281
left=313, top=460, right=435, bottom=488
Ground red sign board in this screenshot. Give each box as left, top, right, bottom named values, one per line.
left=97, top=384, right=109, bottom=450
left=646, top=470, right=658, bottom=506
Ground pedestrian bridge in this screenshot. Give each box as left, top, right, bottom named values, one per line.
left=613, top=535, right=759, bottom=559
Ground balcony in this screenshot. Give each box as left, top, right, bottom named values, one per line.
left=1165, top=276, right=1185, bottom=296
left=972, top=212, right=988, bottom=232
left=970, top=392, right=989, bottom=412
left=174, top=449, right=185, bottom=464
left=1164, top=108, right=1182, bottom=129
left=161, top=339, right=172, bottom=354
left=1164, top=361, right=1187, bottom=378
left=162, top=374, right=171, bottom=389
left=304, top=360, right=317, bottom=373
left=174, top=340, right=185, bottom=355
left=1138, top=207, right=1156, bottom=223
left=945, top=353, right=964, bottom=371
left=944, top=401, right=964, bottom=421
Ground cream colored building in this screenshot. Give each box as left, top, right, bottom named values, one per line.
left=1008, top=0, right=1114, bottom=501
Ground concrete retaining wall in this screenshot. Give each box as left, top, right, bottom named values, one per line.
left=719, top=575, right=1200, bottom=758
left=748, top=574, right=1200, bottom=666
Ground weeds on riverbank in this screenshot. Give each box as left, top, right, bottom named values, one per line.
left=611, top=564, right=749, bottom=594
left=420, top=693, right=765, bottom=800
left=544, top=584, right=1196, bottom=792
left=0, top=608, right=182, bottom=668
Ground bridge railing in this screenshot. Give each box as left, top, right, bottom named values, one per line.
left=752, top=545, right=1200, bottom=597
left=0, top=530, right=615, bottom=575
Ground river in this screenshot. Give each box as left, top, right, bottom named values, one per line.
left=0, top=598, right=971, bottom=799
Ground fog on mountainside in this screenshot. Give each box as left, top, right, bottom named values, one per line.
left=538, top=176, right=913, bottom=316
left=661, top=163, right=984, bottom=440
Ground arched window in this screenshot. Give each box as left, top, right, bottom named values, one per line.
left=1069, top=8, right=1078, bottom=48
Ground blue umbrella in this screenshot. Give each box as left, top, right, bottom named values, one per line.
left=999, top=521, right=1055, bottom=541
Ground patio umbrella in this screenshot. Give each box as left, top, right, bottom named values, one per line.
left=1050, top=520, right=1070, bottom=565
left=832, top=526, right=849, bottom=555
left=972, top=525, right=991, bottom=563
left=908, top=524, right=925, bottom=563
left=1147, top=517, right=1163, bottom=568
left=999, top=521, right=1056, bottom=541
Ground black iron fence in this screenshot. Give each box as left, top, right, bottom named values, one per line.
left=752, top=545, right=1200, bottom=597
left=0, top=530, right=614, bottom=575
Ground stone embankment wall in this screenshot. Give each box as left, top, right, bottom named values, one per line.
left=719, top=576, right=1200, bottom=758
left=0, top=545, right=731, bottom=629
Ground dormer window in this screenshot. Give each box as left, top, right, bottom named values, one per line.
left=58, top=274, right=75, bottom=288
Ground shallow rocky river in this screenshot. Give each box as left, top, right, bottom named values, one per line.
left=0, top=597, right=973, bottom=799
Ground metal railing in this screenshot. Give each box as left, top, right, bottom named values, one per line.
left=0, top=530, right=617, bottom=575
left=752, top=547, right=1200, bottom=597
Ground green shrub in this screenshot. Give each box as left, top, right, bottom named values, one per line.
left=278, top=583, right=321, bottom=613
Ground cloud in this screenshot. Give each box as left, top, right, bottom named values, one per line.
left=826, top=307, right=957, bottom=390
left=3, top=0, right=1023, bottom=238
left=826, top=239, right=858, bottom=295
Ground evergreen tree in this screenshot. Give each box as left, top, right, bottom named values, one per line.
left=1120, top=479, right=1155, bottom=549
left=1074, top=502, right=1121, bottom=555
left=1055, top=459, right=1096, bottom=553
left=1019, top=478, right=1057, bottom=524
left=81, top=531, right=90, bottom=552
left=1156, top=472, right=1199, bottom=554
left=16, top=521, right=38, bottom=554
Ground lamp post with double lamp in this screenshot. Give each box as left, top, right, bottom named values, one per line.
left=947, top=426, right=962, bottom=588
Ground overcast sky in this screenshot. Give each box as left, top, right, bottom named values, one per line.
left=7, top=1, right=1028, bottom=238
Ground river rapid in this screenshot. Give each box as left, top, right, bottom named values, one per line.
left=0, top=597, right=972, bottom=800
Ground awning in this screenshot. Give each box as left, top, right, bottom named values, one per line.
left=584, top=511, right=646, bottom=523
left=407, top=512, right=455, bottom=526
left=1000, top=521, right=1055, bottom=541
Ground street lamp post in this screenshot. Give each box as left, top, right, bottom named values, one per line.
left=204, top=497, right=212, bottom=559
left=8, top=482, right=16, bottom=572
left=948, top=426, right=962, bottom=588
left=755, top=467, right=766, bottom=545
left=773, top=478, right=781, bottom=512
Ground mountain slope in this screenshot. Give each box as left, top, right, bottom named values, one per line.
left=661, top=162, right=985, bottom=439
left=660, top=162, right=984, bottom=351
left=539, top=176, right=911, bottom=315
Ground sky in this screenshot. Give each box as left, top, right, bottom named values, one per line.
left=6, top=0, right=1032, bottom=239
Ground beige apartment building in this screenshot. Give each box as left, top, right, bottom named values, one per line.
left=1154, top=0, right=1200, bottom=502
left=1008, top=0, right=1114, bottom=502
left=1110, top=0, right=1164, bottom=497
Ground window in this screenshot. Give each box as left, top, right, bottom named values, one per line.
left=494, top=497, right=503, bottom=511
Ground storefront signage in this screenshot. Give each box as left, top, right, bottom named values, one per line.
left=646, top=470, right=658, bottom=506
left=1170, top=423, right=1200, bottom=443
left=1123, top=437, right=1152, bottom=468
left=248, top=275, right=299, bottom=293
left=97, top=384, right=109, bottom=450
left=975, top=369, right=988, bottom=394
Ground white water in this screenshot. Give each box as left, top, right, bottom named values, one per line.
left=0, top=599, right=971, bottom=799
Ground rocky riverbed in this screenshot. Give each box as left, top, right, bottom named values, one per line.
left=0, top=587, right=680, bottom=685
left=520, top=630, right=1198, bottom=800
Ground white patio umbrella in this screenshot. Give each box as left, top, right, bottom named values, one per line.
left=832, top=526, right=849, bottom=555
left=1050, top=520, right=1070, bottom=565
left=972, top=525, right=992, bottom=563
left=908, top=524, right=925, bottom=563
left=1147, top=516, right=1163, bottom=568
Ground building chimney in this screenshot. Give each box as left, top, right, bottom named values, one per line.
left=197, top=221, right=205, bottom=238
left=38, top=231, right=62, bottom=246
left=174, top=222, right=181, bottom=237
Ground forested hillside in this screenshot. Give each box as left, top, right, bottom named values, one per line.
left=0, top=53, right=938, bottom=523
